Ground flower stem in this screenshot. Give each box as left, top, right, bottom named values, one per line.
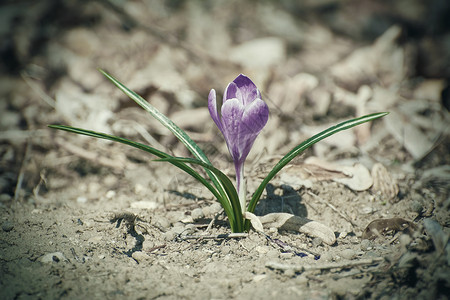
left=236, top=164, right=246, bottom=214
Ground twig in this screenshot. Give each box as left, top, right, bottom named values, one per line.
left=264, top=233, right=321, bottom=259
left=177, top=233, right=248, bottom=240
left=307, top=191, right=358, bottom=227
left=14, top=140, right=32, bottom=202
left=146, top=244, right=166, bottom=253
left=32, top=170, right=47, bottom=202
left=266, top=257, right=384, bottom=273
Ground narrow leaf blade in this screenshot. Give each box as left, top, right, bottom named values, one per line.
left=99, top=69, right=230, bottom=211
left=247, top=112, right=389, bottom=213
left=99, top=70, right=210, bottom=164
left=157, top=157, right=243, bottom=231
left=48, top=125, right=224, bottom=213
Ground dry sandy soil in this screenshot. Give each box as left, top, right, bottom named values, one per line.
left=1, top=1, right=449, bottom=299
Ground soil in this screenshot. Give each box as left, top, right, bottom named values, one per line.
left=1, top=1, right=449, bottom=299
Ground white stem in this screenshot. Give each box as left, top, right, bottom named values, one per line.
left=238, top=166, right=246, bottom=214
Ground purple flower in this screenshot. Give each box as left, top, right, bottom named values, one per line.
left=208, top=74, right=269, bottom=210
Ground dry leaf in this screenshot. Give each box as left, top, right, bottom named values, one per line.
left=330, top=26, right=404, bottom=87
left=362, top=218, right=416, bottom=240
left=371, top=163, right=399, bottom=202
left=244, top=211, right=264, bottom=233
left=305, top=157, right=373, bottom=191
left=260, top=213, right=336, bottom=245
left=384, top=110, right=434, bottom=159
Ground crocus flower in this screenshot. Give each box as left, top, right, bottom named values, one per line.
left=208, top=74, right=269, bottom=212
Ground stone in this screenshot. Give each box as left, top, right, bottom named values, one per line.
left=40, top=252, right=68, bottom=263
left=2, top=221, right=14, bottom=232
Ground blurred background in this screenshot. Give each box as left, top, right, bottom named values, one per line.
left=0, top=0, right=449, bottom=209
left=1, top=1, right=450, bottom=299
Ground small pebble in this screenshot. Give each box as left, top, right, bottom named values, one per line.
left=40, top=252, right=68, bottom=263
left=132, top=251, right=151, bottom=263
left=88, top=182, right=101, bottom=194
left=365, top=251, right=379, bottom=258
left=295, top=275, right=309, bottom=285
left=339, top=231, right=348, bottom=239
left=210, top=202, right=222, bottom=215
left=253, top=274, right=267, bottom=282
left=0, top=193, right=12, bottom=202
left=268, top=227, right=278, bottom=234
left=130, top=201, right=158, bottom=209
left=105, top=190, right=116, bottom=199
left=360, top=239, right=373, bottom=251
left=2, top=221, right=14, bottom=232
left=340, top=249, right=356, bottom=260
left=255, top=246, right=269, bottom=255
left=191, top=208, right=204, bottom=220
left=311, top=237, right=323, bottom=247
left=103, top=174, right=118, bottom=186
left=134, top=183, right=145, bottom=195
left=87, top=236, right=103, bottom=244
left=180, top=216, right=194, bottom=223
left=284, top=268, right=296, bottom=277
left=142, top=240, right=155, bottom=251
left=399, top=234, right=412, bottom=250
left=280, top=252, right=293, bottom=259
left=171, top=224, right=185, bottom=234
left=83, top=220, right=95, bottom=228
left=166, top=211, right=185, bottom=224
left=152, top=216, right=170, bottom=230
left=221, top=245, right=231, bottom=255
left=164, top=230, right=176, bottom=241
left=410, top=200, right=423, bottom=214
left=184, top=224, right=196, bottom=235
left=201, top=206, right=212, bottom=216
left=320, top=252, right=333, bottom=261
left=266, top=249, right=279, bottom=259
left=76, top=196, right=88, bottom=204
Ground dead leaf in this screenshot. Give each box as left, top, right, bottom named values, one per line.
left=383, top=111, right=433, bottom=159
left=244, top=211, right=264, bottom=233
left=305, top=157, right=373, bottom=191
left=260, top=213, right=336, bottom=245
left=330, top=25, right=404, bottom=87
left=362, top=218, right=416, bottom=240
left=371, top=163, right=399, bottom=202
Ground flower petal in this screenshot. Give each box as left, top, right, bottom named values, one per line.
left=241, top=98, right=269, bottom=135
left=221, top=98, right=244, bottom=158
left=208, top=89, right=223, bottom=132
left=230, top=99, right=269, bottom=163
left=224, top=82, right=238, bottom=102
left=233, top=74, right=259, bottom=106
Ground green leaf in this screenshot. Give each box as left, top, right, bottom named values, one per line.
left=99, top=70, right=209, bottom=164
left=246, top=112, right=389, bottom=215
left=156, top=157, right=244, bottom=232
left=47, top=125, right=224, bottom=213
left=99, top=70, right=230, bottom=211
